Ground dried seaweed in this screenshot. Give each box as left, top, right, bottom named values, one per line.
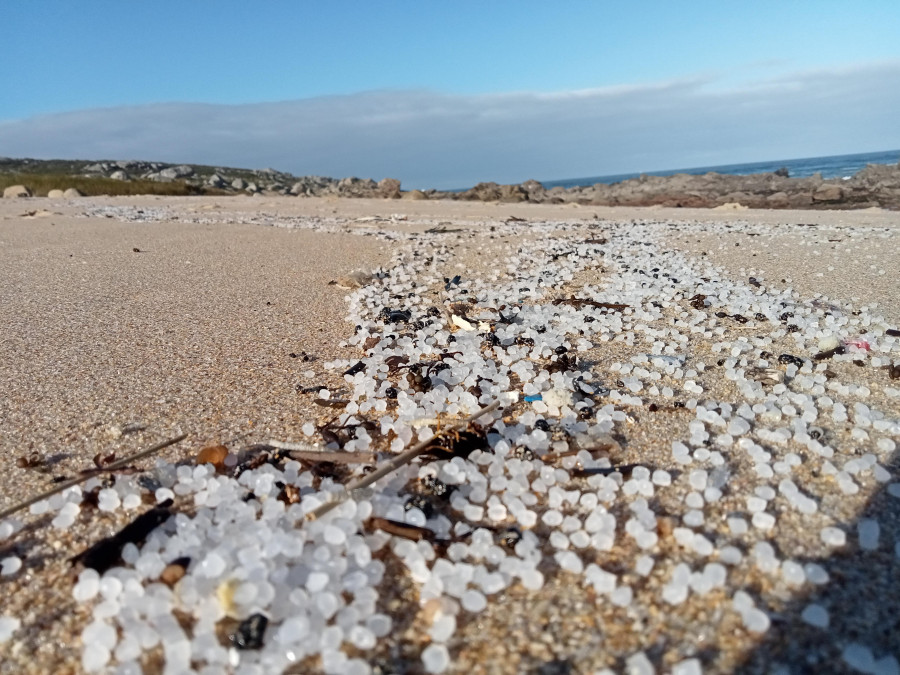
left=420, top=428, right=489, bottom=460
left=552, top=296, right=629, bottom=312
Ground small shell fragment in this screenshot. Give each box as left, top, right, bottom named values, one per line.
left=451, top=314, right=476, bottom=331
left=748, top=367, right=784, bottom=386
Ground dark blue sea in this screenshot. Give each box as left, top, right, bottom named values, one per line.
left=541, top=149, right=900, bottom=190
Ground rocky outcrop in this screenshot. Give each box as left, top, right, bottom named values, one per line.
left=377, top=178, right=402, bottom=199
left=63, top=188, right=85, bottom=198
left=159, top=165, right=193, bottom=180
left=457, top=182, right=529, bottom=203
left=4, top=155, right=897, bottom=208
left=207, top=173, right=226, bottom=188
left=3, top=185, right=31, bottom=198
left=433, top=163, right=900, bottom=210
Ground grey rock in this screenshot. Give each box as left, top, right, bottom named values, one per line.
left=206, top=173, right=226, bottom=188
left=159, top=166, right=191, bottom=180
left=47, top=189, right=65, bottom=199
left=64, top=188, right=85, bottom=198
left=231, top=178, right=248, bottom=190
left=110, top=170, right=130, bottom=181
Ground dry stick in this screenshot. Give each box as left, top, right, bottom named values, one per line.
left=305, top=400, right=503, bottom=521
left=264, top=440, right=377, bottom=464
left=290, top=450, right=377, bottom=464
left=0, top=434, right=188, bottom=521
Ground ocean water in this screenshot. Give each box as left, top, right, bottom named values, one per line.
left=542, top=149, right=900, bottom=190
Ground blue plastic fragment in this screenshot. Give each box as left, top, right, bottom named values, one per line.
left=524, top=394, right=543, bottom=402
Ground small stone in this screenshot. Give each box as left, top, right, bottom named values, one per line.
left=196, top=445, right=228, bottom=471
left=160, top=558, right=190, bottom=586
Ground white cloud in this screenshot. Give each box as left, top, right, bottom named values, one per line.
left=1, top=61, right=898, bottom=189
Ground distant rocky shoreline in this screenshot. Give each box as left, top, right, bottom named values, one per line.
left=2, top=157, right=899, bottom=209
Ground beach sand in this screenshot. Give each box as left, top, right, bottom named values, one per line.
left=0, top=196, right=898, bottom=674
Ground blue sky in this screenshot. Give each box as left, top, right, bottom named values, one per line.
left=1, top=1, right=899, bottom=188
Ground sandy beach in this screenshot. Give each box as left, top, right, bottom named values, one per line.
left=1, top=195, right=898, bottom=674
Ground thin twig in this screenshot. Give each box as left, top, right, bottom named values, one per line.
left=305, top=400, right=502, bottom=521
left=290, top=450, right=377, bottom=464
left=264, top=440, right=377, bottom=464
left=0, top=434, right=188, bottom=521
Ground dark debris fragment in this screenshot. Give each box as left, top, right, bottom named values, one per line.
left=343, top=361, right=366, bottom=377
left=380, top=308, right=412, bottom=324
left=404, top=494, right=435, bottom=519
left=423, top=429, right=489, bottom=460
left=231, top=613, right=268, bottom=650
left=419, top=474, right=454, bottom=499
left=71, top=501, right=174, bottom=574
left=814, top=345, right=846, bottom=361
left=574, top=463, right=640, bottom=478
left=499, top=527, right=522, bottom=548
left=778, top=353, right=805, bottom=367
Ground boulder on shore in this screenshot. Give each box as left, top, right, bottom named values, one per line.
left=206, top=173, right=226, bottom=188
left=47, top=189, right=65, bottom=198
left=377, top=178, right=402, bottom=199
left=64, top=188, right=85, bottom=198
left=3, top=185, right=31, bottom=198
left=812, top=184, right=843, bottom=202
